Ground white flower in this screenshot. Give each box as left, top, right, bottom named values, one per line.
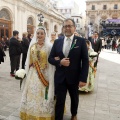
left=89, top=52, right=98, bottom=57
left=15, top=69, right=26, bottom=79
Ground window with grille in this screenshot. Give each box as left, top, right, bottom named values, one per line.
left=114, top=4, right=118, bottom=9
left=0, top=9, right=10, bottom=20
left=27, top=17, right=33, bottom=25
left=103, top=5, right=107, bottom=10
left=92, top=5, right=95, bottom=10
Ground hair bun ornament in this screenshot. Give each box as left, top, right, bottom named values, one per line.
left=38, top=25, right=45, bottom=29
left=37, top=22, right=45, bottom=29
left=37, top=24, right=47, bottom=34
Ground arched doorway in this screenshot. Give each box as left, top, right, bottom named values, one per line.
left=27, top=17, right=34, bottom=34
left=44, top=22, right=49, bottom=36
left=54, top=25, right=58, bottom=32
left=0, top=8, right=12, bottom=40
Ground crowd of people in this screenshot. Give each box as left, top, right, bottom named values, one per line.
left=0, top=36, right=8, bottom=64
left=101, top=36, right=120, bottom=53
left=7, top=32, right=32, bottom=76
left=1, top=18, right=120, bottom=120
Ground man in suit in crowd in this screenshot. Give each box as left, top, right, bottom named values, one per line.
left=48, top=18, right=89, bottom=120
left=22, top=32, right=29, bottom=69
left=9, top=30, right=22, bottom=76
left=91, top=31, right=102, bottom=67
left=0, top=42, right=6, bottom=64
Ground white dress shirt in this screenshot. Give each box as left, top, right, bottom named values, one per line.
left=94, top=37, right=98, bottom=43
left=63, top=34, right=74, bottom=56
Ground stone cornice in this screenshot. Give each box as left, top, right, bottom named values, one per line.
left=48, top=9, right=66, bottom=20
left=86, top=9, right=120, bottom=12
left=86, top=9, right=120, bottom=18
left=86, top=0, right=120, bottom=2
left=22, top=0, right=65, bottom=22
left=86, top=10, right=120, bottom=13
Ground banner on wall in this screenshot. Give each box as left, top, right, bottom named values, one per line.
left=102, top=19, right=120, bottom=36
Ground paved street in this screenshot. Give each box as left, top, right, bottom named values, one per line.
left=0, top=49, right=120, bottom=120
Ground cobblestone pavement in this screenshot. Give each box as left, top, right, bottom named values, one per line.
left=0, top=49, right=120, bottom=120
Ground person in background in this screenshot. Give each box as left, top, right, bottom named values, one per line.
left=101, top=38, right=105, bottom=50
left=50, top=32, right=57, bottom=44
left=0, top=38, right=3, bottom=50
left=1, top=37, right=7, bottom=51
left=79, top=40, right=97, bottom=92
left=27, top=33, right=32, bottom=43
left=58, top=26, right=64, bottom=39
left=9, top=30, right=22, bottom=77
left=117, top=38, right=120, bottom=54
left=5, top=37, right=10, bottom=49
left=74, top=32, right=79, bottom=36
left=91, top=31, right=102, bottom=68
left=58, top=33, right=64, bottom=39
left=110, top=38, right=113, bottom=50
left=0, top=42, right=6, bottom=64
left=22, top=32, right=29, bottom=69
left=112, top=38, right=116, bottom=51
left=106, top=36, right=111, bottom=49
left=104, top=38, right=107, bottom=49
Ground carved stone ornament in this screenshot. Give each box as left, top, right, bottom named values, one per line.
left=101, top=15, right=107, bottom=20
left=112, top=13, right=118, bottom=19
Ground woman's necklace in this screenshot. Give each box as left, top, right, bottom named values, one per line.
left=37, top=41, right=44, bottom=49
left=37, top=42, right=44, bottom=60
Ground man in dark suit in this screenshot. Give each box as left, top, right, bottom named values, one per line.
left=48, top=18, right=89, bottom=120
left=22, top=32, right=29, bottom=69
left=9, top=30, right=22, bottom=76
left=91, top=32, right=102, bottom=67
left=0, top=43, right=6, bottom=64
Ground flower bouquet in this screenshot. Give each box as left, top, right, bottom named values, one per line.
left=15, top=69, right=26, bottom=89
left=89, top=51, right=98, bottom=58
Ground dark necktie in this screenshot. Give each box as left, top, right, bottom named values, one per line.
left=94, top=39, right=97, bottom=43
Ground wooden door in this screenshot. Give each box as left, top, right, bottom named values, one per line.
left=27, top=25, right=34, bottom=34
left=0, top=19, right=12, bottom=40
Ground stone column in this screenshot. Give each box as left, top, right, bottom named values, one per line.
left=14, top=2, right=18, bottom=31
left=50, top=18, right=53, bottom=33
left=17, top=6, right=22, bottom=38
left=22, top=9, right=27, bottom=34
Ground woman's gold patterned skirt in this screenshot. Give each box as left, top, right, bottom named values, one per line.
left=20, top=112, right=54, bottom=120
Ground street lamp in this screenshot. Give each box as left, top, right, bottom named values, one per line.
left=37, top=13, right=44, bottom=26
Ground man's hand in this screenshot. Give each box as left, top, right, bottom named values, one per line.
left=60, top=58, right=70, bottom=66
left=54, top=57, right=60, bottom=60
left=79, top=81, right=87, bottom=88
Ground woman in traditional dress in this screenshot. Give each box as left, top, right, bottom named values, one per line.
left=79, top=40, right=97, bottom=92
left=20, top=26, right=55, bottom=120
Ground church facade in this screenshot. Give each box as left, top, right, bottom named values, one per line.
left=85, top=0, right=120, bottom=37
left=0, top=0, right=65, bottom=40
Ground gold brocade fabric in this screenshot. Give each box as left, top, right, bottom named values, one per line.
left=32, top=43, right=47, bottom=70
left=20, top=112, right=54, bottom=120
left=20, top=43, right=54, bottom=120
